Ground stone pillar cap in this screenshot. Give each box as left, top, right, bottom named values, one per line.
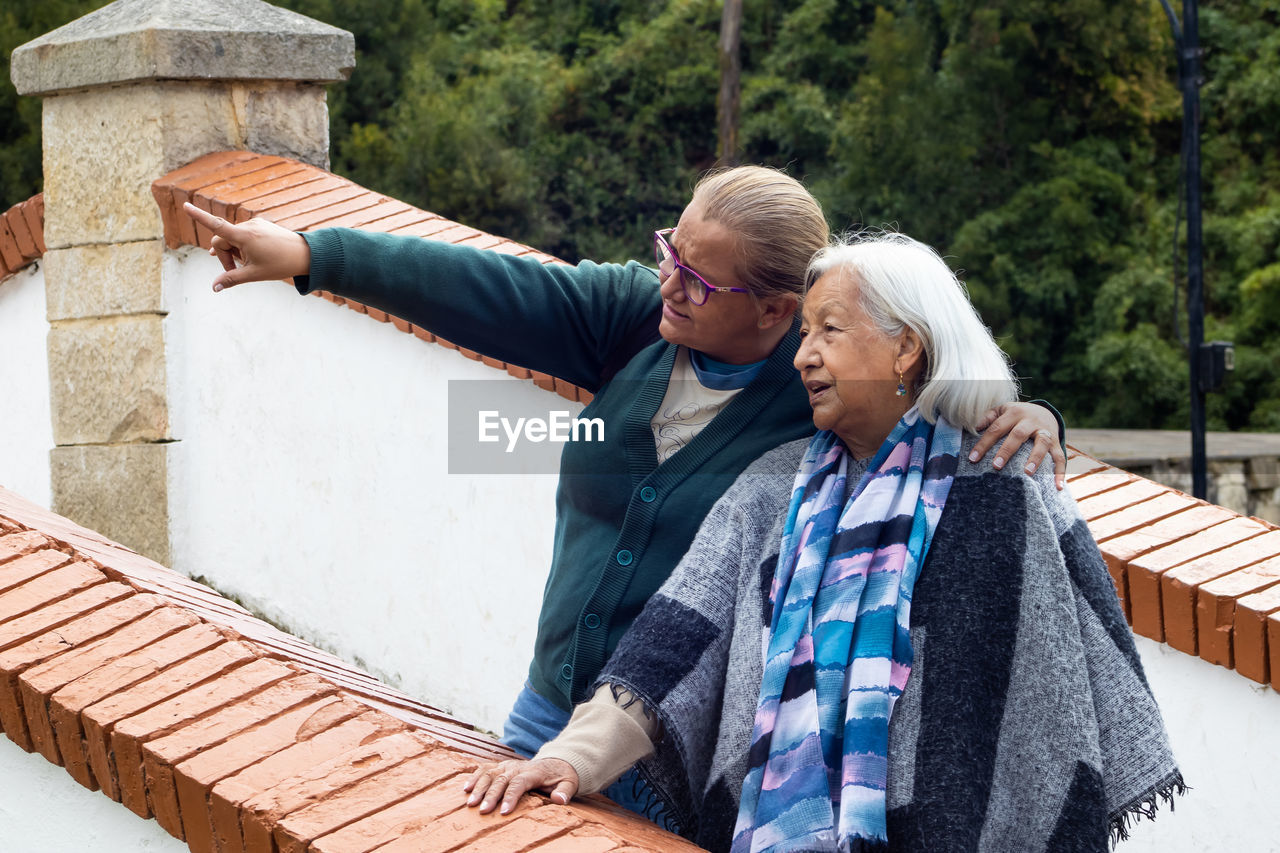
left=11, top=0, right=355, bottom=96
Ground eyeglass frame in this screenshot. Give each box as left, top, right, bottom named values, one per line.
left=653, top=228, right=752, bottom=305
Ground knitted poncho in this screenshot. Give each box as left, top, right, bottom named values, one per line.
left=597, top=435, right=1182, bottom=853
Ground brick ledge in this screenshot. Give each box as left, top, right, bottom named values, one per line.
left=0, top=485, right=698, bottom=852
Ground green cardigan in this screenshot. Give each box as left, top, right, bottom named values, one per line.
left=297, top=229, right=816, bottom=710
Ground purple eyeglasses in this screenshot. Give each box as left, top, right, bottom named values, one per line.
left=653, top=228, right=751, bottom=305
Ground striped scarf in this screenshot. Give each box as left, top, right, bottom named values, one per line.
left=732, top=409, right=961, bottom=852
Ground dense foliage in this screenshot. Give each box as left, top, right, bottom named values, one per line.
left=3, top=0, right=1276, bottom=429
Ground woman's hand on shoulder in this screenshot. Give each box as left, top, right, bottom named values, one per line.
left=969, top=402, right=1066, bottom=490
left=463, top=756, right=580, bottom=815
left=181, top=202, right=312, bottom=291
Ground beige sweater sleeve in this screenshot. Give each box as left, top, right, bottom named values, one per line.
left=533, top=685, right=659, bottom=795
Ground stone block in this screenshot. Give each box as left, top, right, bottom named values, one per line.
left=1148, top=460, right=1193, bottom=495
left=10, top=0, right=354, bottom=96
left=1251, top=488, right=1280, bottom=526
left=1208, top=459, right=1250, bottom=516
left=238, top=84, right=332, bottom=170
left=50, top=443, right=169, bottom=565
left=48, top=315, right=168, bottom=445
left=44, top=240, right=165, bottom=320
left=1247, top=456, right=1280, bottom=490
left=42, top=82, right=330, bottom=247
left=42, top=87, right=169, bottom=247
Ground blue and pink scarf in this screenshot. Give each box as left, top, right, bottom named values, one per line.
left=732, top=408, right=961, bottom=852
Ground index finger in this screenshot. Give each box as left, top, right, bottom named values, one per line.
left=182, top=202, right=238, bottom=238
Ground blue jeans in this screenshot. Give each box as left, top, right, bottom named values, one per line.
left=501, top=682, right=668, bottom=826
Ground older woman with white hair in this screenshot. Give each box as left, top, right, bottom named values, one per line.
left=465, top=232, right=1181, bottom=852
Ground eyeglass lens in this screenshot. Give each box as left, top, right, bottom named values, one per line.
left=655, top=234, right=709, bottom=304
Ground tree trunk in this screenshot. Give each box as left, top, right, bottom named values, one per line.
left=717, top=0, right=743, bottom=167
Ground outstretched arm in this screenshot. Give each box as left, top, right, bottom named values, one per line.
left=181, top=203, right=663, bottom=393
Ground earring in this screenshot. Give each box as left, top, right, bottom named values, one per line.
left=896, top=370, right=907, bottom=397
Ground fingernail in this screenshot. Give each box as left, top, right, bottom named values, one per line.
left=969, top=451, right=979, bottom=462
left=553, top=792, right=568, bottom=804
left=993, top=456, right=1004, bottom=469
left=1025, top=464, right=1035, bottom=474
left=500, top=803, right=511, bottom=815
left=213, top=283, right=222, bottom=292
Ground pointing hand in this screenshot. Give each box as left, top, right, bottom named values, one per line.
left=182, top=202, right=312, bottom=291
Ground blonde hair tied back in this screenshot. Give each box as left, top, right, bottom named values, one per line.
left=693, top=166, right=829, bottom=300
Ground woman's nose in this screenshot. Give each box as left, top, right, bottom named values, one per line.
left=794, top=336, right=818, bottom=370
left=660, top=270, right=686, bottom=302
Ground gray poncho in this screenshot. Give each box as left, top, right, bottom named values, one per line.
left=598, top=436, right=1182, bottom=852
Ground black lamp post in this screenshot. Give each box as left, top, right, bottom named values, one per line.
left=1159, top=0, right=1232, bottom=500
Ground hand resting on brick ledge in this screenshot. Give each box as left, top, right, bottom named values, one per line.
left=464, top=756, right=579, bottom=815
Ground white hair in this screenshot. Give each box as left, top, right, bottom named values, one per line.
left=806, top=231, right=1019, bottom=431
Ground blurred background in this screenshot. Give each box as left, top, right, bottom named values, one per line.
left=4, top=0, right=1277, bottom=430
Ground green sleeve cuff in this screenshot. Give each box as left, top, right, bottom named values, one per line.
left=1027, top=398, right=1066, bottom=446
left=295, top=229, right=346, bottom=295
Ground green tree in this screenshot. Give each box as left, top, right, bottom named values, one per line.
left=3, top=0, right=1278, bottom=430
left=0, top=1, right=101, bottom=209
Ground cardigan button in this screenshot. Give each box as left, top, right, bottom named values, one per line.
left=584, top=613, right=601, bottom=629
left=616, top=549, right=634, bottom=566
left=560, top=663, right=573, bottom=681
left=639, top=486, right=656, bottom=503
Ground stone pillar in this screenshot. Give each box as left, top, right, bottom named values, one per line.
left=11, top=0, right=353, bottom=563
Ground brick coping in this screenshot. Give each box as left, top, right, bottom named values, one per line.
left=0, top=193, right=45, bottom=281
left=0, top=485, right=701, bottom=852
left=0, top=153, right=593, bottom=405
left=1065, top=448, right=1280, bottom=687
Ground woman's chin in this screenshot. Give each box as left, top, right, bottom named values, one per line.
left=657, top=315, right=689, bottom=347
left=808, top=410, right=835, bottom=433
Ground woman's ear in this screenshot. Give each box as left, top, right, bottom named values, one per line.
left=757, top=294, right=799, bottom=331
left=895, top=328, right=925, bottom=377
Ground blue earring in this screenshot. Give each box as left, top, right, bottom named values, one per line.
left=896, top=371, right=906, bottom=397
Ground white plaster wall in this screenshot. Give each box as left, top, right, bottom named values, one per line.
left=0, top=264, right=53, bottom=508
left=164, top=247, right=565, bottom=734
left=0, top=735, right=185, bottom=852
left=1123, top=636, right=1280, bottom=852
